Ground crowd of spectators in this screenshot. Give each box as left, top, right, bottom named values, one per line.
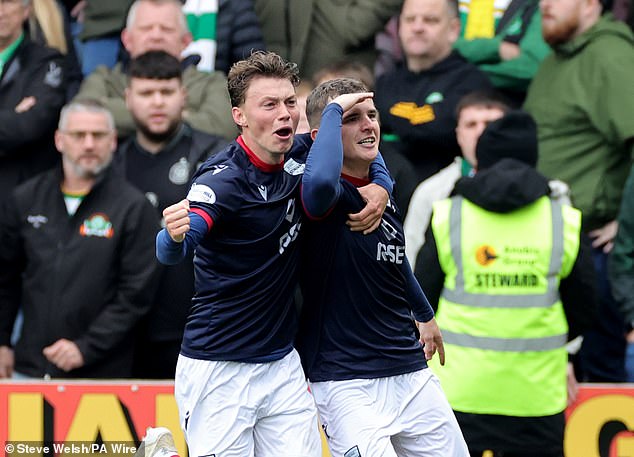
left=1, top=0, right=634, bottom=451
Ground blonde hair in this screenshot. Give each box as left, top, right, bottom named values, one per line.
left=29, top=0, right=68, bottom=54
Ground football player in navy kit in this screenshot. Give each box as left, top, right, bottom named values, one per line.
left=298, top=78, right=469, bottom=457
left=155, top=52, right=392, bottom=457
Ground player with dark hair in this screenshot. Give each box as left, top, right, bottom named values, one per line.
left=298, top=77, right=469, bottom=456
left=155, top=52, right=392, bottom=456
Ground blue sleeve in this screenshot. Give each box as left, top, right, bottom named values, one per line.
left=301, top=103, right=345, bottom=218
left=401, top=256, right=435, bottom=322
left=369, top=152, right=394, bottom=195
left=155, top=213, right=208, bottom=265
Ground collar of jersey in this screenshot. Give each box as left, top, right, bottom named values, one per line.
left=237, top=136, right=284, bottom=172
left=341, top=173, right=370, bottom=187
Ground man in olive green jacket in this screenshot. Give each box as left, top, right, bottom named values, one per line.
left=77, top=0, right=237, bottom=141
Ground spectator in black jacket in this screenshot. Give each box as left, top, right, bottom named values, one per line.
left=0, top=99, right=159, bottom=379
left=27, top=0, right=83, bottom=99
left=0, top=0, right=67, bottom=202
left=375, top=0, right=492, bottom=186
left=115, top=51, right=227, bottom=378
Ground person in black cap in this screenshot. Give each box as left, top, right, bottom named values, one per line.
left=415, top=110, right=598, bottom=457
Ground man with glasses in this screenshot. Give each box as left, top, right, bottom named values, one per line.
left=0, top=0, right=68, bottom=201
left=0, top=99, right=160, bottom=379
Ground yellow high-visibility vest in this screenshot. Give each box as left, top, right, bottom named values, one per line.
left=430, top=195, right=580, bottom=416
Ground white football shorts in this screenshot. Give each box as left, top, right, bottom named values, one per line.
left=175, top=349, right=322, bottom=457
left=310, top=368, right=469, bottom=457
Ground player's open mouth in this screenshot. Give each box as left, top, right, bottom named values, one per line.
left=274, top=127, right=293, bottom=139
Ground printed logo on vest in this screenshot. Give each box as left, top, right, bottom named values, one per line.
left=475, top=245, right=498, bottom=266
left=79, top=213, right=114, bottom=238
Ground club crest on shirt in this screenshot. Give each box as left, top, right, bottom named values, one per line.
left=169, top=157, right=190, bottom=185
left=425, top=91, right=444, bottom=104
left=344, top=446, right=361, bottom=457
left=79, top=213, right=114, bottom=238
left=44, top=62, right=62, bottom=88
left=187, top=183, right=216, bottom=204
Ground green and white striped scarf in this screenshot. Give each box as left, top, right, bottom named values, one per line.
left=182, top=0, right=218, bottom=72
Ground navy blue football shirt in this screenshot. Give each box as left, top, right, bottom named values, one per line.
left=156, top=128, right=393, bottom=363
left=297, top=103, right=434, bottom=381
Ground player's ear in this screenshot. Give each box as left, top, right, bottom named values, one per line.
left=232, top=107, right=246, bottom=128
left=310, top=128, right=318, bottom=141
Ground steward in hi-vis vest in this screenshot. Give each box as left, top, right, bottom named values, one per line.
left=415, top=111, right=597, bottom=457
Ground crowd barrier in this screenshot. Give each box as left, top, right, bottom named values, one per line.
left=1, top=381, right=633, bottom=457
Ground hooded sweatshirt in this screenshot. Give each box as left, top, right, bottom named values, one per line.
left=375, top=51, right=492, bottom=182
left=524, top=14, right=634, bottom=231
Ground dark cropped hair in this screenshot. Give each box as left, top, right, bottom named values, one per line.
left=227, top=51, right=300, bottom=108
left=128, top=50, right=182, bottom=82
left=305, top=77, right=368, bottom=129
left=455, top=90, right=511, bottom=119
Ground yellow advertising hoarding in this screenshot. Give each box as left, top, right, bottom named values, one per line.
left=0, top=382, right=633, bottom=457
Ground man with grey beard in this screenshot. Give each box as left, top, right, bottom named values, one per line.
left=0, top=99, right=159, bottom=379
left=115, top=50, right=227, bottom=378
left=524, top=0, right=634, bottom=383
